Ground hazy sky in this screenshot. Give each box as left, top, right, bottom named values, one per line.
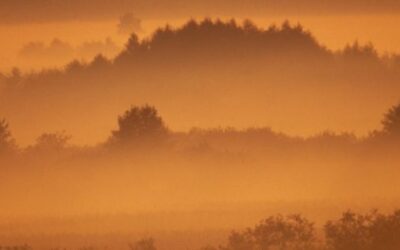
left=2, top=15, right=400, bottom=73
left=1, top=0, right=400, bottom=23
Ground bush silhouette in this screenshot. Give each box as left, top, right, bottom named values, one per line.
left=221, top=214, right=316, bottom=250
left=325, top=211, right=374, bottom=250
left=123, top=211, right=400, bottom=250
left=325, top=210, right=400, bottom=250
left=31, top=132, right=71, bottom=152
left=222, top=230, right=254, bottom=250
left=0, top=118, right=15, bottom=153
left=109, top=105, right=168, bottom=146
left=382, top=102, right=400, bottom=137
left=129, top=238, right=156, bottom=250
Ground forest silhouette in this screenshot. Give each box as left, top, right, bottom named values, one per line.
left=1, top=18, right=400, bottom=250
left=1, top=19, right=400, bottom=145
left=1, top=102, right=400, bottom=155
left=2, top=210, right=400, bottom=250
left=0, top=102, right=399, bottom=217
left=17, top=38, right=121, bottom=69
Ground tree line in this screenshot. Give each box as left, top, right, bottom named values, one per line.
left=125, top=210, right=400, bottom=250
left=203, top=209, right=400, bottom=250
left=2, top=18, right=398, bottom=87
left=2, top=210, right=400, bottom=250
left=1, top=101, right=400, bottom=156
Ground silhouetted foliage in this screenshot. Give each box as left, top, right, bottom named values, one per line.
left=109, top=105, right=168, bottom=146
left=89, top=54, right=111, bottom=70
left=2, top=19, right=399, bottom=147
left=342, top=42, right=379, bottom=61
left=325, top=210, right=400, bottom=250
left=124, top=33, right=140, bottom=55
left=31, top=132, right=71, bottom=152
left=222, top=231, right=254, bottom=250
left=17, top=37, right=120, bottom=69
left=325, top=211, right=374, bottom=250
left=118, top=12, right=143, bottom=35
left=2, top=211, right=400, bottom=250
left=253, top=215, right=315, bottom=250
left=199, top=246, right=218, bottom=250
left=381, top=102, right=400, bottom=137
left=221, top=215, right=316, bottom=250
left=114, top=18, right=325, bottom=67
left=129, top=238, right=156, bottom=250
left=0, top=118, right=15, bottom=153
left=64, top=59, right=85, bottom=73
left=19, top=39, right=74, bottom=61
left=0, top=245, right=31, bottom=250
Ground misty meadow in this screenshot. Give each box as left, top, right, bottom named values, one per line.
left=1, top=5, right=400, bottom=250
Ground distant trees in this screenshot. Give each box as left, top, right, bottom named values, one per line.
left=1, top=101, right=400, bottom=156
left=125, top=33, right=140, bottom=54
left=342, top=41, right=379, bottom=62
left=2, top=18, right=400, bottom=150
left=252, top=215, right=315, bottom=250
left=31, top=132, right=71, bottom=152
left=201, top=210, right=400, bottom=250
left=109, top=105, right=169, bottom=147
left=118, top=12, right=143, bottom=35
left=129, top=238, right=156, bottom=250
left=368, top=102, right=400, bottom=143
left=133, top=211, right=400, bottom=250
left=114, top=18, right=326, bottom=66
left=0, top=244, right=31, bottom=250
left=65, top=59, right=85, bottom=73
left=199, top=246, right=218, bottom=250
left=89, top=54, right=111, bottom=70
left=220, top=211, right=400, bottom=250
left=0, top=118, right=15, bottom=153
left=325, top=210, right=400, bottom=250
left=325, top=211, right=374, bottom=250
left=221, top=215, right=316, bottom=250
left=222, top=231, right=254, bottom=250
left=381, top=102, right=400, bottom=137
left=1, top=67, right=22, bottom=88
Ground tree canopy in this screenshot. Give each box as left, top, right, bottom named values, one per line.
left=221, top=214, right=316, bottom=250
left=129, top=238, right=156, bottom=250
left=0, top=118, right=15, bottom=152
left=382, top=102, right=400, bottom=136
left=110, top=105, right=168, bottom=146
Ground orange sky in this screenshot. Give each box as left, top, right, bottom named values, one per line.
left=1, top=3, right=400, bottom=249
left=1, top=14, right=400, bottom=72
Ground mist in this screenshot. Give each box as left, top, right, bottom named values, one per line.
left=0, top=4, right=400, bottom=250
left=2, top=19, right=400, bottom=145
